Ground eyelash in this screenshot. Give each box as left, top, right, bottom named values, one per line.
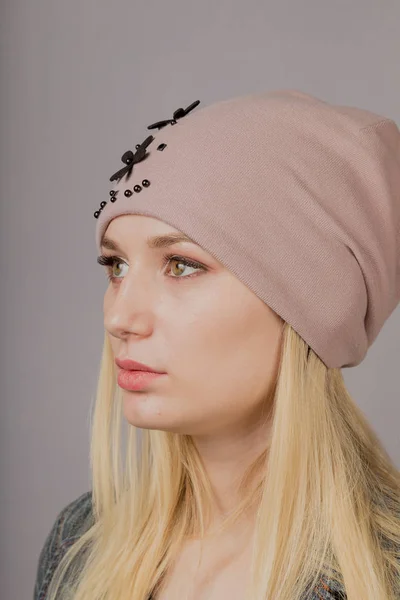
left=96, top=252, right=206, bottom=284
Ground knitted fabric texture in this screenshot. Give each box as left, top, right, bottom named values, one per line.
left=95, top=89, right=400, bottom=369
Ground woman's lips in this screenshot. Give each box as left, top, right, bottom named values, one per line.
left=117, top=368, right=166, bottom=391
left=115, top=357, right=165, bottom=373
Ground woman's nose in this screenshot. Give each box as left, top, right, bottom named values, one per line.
left=104, top=270, right=156, bottom=337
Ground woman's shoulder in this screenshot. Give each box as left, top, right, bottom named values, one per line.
left=34, top=490, right=94, bottom=600
left=33, top=492, right=348, bottom=600
left=310, top=576, right=347, bottom=599
left=57, top=489, right=94, bottom=541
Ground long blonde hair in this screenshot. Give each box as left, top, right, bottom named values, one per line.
left=46, top=322, right=400, bottom=600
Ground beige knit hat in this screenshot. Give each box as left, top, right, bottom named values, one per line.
left=94, top=89, right=400, bottom=369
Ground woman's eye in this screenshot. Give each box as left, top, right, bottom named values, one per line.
left=166, top=256, right=204, bottom=278
left=106, top=259, right=127, bottom=282
left=96, top=253, right=206, bottom=283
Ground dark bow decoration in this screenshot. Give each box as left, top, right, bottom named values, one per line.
left=109, top=134, right=155, bottom=183
left=146, top=100, right=200, bottom=130
left=108, top=100, right=201, bottom=182
left=96, top=99, right=202, bottom=218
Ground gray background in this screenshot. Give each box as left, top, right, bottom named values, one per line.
left=1, top=1, right=399, bottom=598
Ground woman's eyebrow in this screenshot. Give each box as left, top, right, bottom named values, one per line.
left=100, top=232, right=199, bottom=253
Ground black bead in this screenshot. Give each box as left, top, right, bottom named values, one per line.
left=124, top=189, right=133, bottom=197
left=157, top=143, right=167, bottom=151
left=109, top=190, right=116, bottom=196
left=142, top=179, right=150, bottom=187
left=135, top=144, right=141, bottom=149
left=134, top=185, right=142, bottom=192
left=100, top=201, right=107, bottom=208
left=170, top=120, right=177, bottom=125
left=110, top=196, right=117, bottom=202
left=94, top=210, right=100, bottom=218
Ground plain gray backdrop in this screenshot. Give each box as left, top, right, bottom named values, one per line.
left=1, top=1, right=399, bottom=598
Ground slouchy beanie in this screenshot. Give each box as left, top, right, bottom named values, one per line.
left=94, top=89, right=400, bottom=369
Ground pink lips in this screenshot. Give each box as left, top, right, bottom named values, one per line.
left=117, top=369, right=165, bottom=391
left=115, top=357, right=166, bottom=374
left=115, top=357, right=167, bottom=391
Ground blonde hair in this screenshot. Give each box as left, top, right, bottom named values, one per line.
left=46, top=322, right=400, bottom=600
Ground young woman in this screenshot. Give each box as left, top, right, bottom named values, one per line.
left=34, top=89, right=400, bottom=600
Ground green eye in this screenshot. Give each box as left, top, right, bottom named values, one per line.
left=96, top=253, right=206, bottom=284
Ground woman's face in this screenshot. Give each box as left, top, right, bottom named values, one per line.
left=101, top=214, right=284, bottom=437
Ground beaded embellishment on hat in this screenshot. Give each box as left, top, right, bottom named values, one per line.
left=93, top=100, right=201, bottom=219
